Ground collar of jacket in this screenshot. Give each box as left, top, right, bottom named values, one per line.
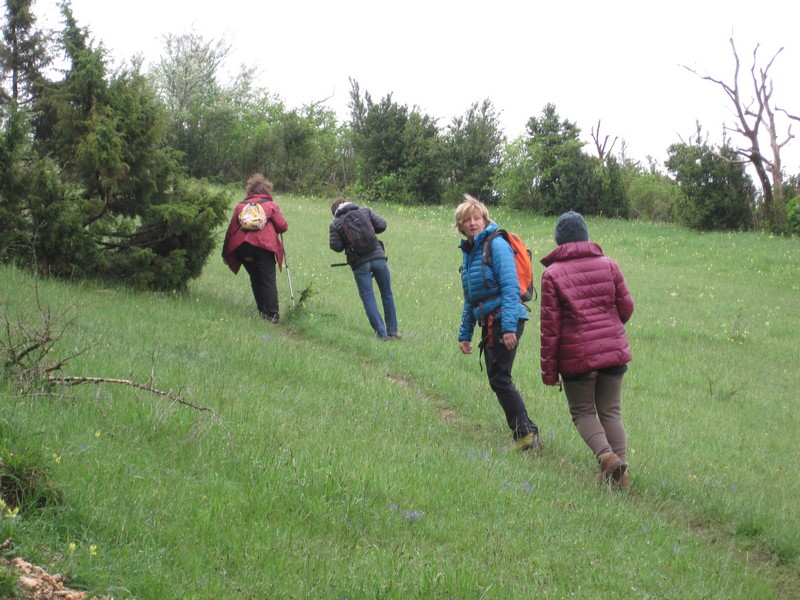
left=244, top=193, right=273, bottom=202
left=334, top=202, right=359, bottom=217
left=540, top=240, right=604, bottom=267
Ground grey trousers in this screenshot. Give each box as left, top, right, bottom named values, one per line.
left=563, top=372, right=627, bottom=463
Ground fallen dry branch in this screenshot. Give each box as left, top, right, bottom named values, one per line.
left=46, top=375, right=219, bottom=417
left=3, top=301, right=224, bottom=426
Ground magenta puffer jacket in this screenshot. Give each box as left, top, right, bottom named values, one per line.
left=539, top=241, right=634, bottom=386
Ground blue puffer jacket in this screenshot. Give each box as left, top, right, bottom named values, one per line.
left=459, top=222, right=529, bottom=341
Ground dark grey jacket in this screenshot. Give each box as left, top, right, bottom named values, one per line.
left=329, top=202, right=387, bottom=268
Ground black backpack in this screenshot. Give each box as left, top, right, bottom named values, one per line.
left=340, top=208, right=378, bottom=255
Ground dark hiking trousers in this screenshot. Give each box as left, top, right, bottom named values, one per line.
left=482, top=318, right=537, bottom=440
left=236, top=243, right=279, bottom=317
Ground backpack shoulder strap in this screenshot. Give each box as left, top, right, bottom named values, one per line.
left=482, top=229, right=507, bottom=268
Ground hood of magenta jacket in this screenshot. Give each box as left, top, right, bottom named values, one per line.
left=540, top=240, right=604, bottom=267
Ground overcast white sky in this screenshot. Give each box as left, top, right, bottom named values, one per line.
left=35, top=0, right=800, bottom=172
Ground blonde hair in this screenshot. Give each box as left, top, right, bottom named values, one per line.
left=454, top=194, right=491, bottom=235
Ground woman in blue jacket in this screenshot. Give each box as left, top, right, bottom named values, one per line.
left=456, top=195, right=540, bottom=451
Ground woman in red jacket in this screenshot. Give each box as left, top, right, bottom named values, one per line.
left=539, top=211, right=634, bottom=489
left=222, top=174, right=288, bottom=323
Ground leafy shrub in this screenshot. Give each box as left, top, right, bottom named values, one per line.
left=371, top=173, right=408, bottom=205
left=596, top=156, right=629, bottom=219
left=666, top=138, right=755, bottom=231
left=625, top=169, right=685, bottom=222
left=785, top=176, right=799, bottom=235
left=494, top=137, right=539, bottom=210
left=9, top=167, right=230, bottom=290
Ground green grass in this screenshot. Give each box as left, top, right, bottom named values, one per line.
left=1, top=194, right=799, bottom=598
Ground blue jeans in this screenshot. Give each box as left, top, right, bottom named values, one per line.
left=353, top=259, right=398, bottom=338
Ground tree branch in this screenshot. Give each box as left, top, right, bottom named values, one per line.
left=776, top=107, right=800, bottom=123
left=3, top=290, right=222, bottom=424
left=47, top=375, right=220, bottom=417
left=590, top=119, right=617, bottom=162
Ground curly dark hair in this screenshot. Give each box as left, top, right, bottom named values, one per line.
left=246, top=173, right=274, bottom=196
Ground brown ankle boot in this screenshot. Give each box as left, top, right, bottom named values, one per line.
left=597, top=452, right=626, bottom=484
left=617, top=472, right=631, bottom=490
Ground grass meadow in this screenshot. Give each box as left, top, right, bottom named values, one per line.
left=1, top=192, right=799, bottom=598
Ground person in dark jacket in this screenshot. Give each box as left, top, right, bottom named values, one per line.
left=222, top=174, right=288, bottom=323
left=539, top=211, right=635, bottom=489
left=456, top=195, right=540, bottom=452
left=329, top=198, right=399, bottom=340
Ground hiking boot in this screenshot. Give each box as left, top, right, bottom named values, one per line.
left=597, top=452, right=626, bottom=483
left=617, top=471, right=631, bottom=491
left=262, top=312, right=280, bottom=324
left=509, top=430, right=541, bottom=452
left=387, top=332, right=402, bottom=340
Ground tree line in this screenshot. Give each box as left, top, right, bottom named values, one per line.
left=1, top=2, right=797, bottom=291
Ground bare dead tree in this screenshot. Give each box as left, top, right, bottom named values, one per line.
left=683, top=38, right=799, bottom=231
left=590, top=119, right=618, bottom=163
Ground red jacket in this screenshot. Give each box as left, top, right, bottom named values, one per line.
left=539, top=241, right=634, bottom=386
left=221, top=194, right=288, bottom=274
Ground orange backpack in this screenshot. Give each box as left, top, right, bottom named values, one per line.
left=482, top=229, right=537, bottom=303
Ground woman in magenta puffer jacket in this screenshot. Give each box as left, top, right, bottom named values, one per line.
left=539, top=211, right=634, bottom=489
left=222, top=174, right=288, bottom=323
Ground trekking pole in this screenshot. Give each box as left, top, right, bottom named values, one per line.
left=280, top=234, right=296, bottom=308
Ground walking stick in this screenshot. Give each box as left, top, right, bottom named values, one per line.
left=280, top=234, right=296, bottom=308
